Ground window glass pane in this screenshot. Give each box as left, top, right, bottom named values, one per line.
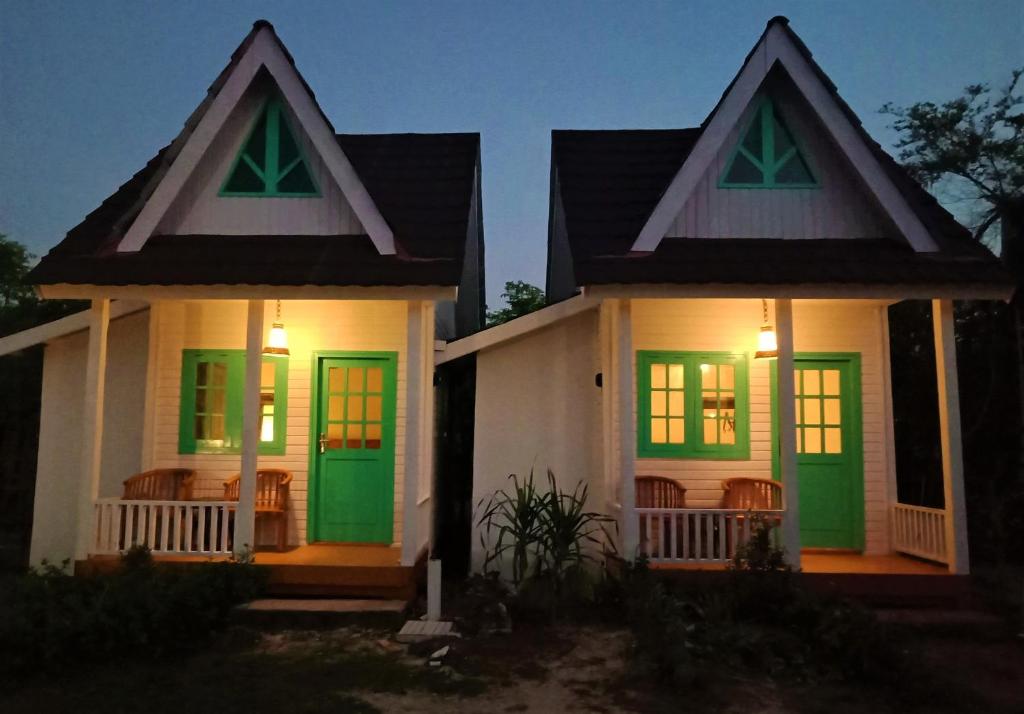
left=329, top=367, right=345, bottom=393
left=651, top=392, right=666, bottom=417
left=668, top=418, right=685, bottom=444
left=804, top=398, right=821, bottom=425
left=668, top=364, right=684, bottom=389
left=803, top=370, right=820, bottom=395
left=724, top=151, right=763, bottom=184
left=211, top=388, right=226, bottom=414
left=210, top=415, right=225, bottom=441
left=700, top=364, right=716, bottom=389
left=196, top=389, right=207, bottom=413
left=224, top=159, right=265, bottom=193
left=823, top=398, right=841, bottom=425
left=346, top=423, right=363, bottom=448
left=719, top=364, right=735, bottom=389
left=795, top=428, right=803, bottom=453
left=650, top=364, right=666, bottom=389
left=775, top=153, right=814, bottom=184
left=794, top=398, right=801, bottom=424
left=651, top=419, right=667, bottom=444
left=260, top=405, right=274, bottom=442
left=824, top=428, right=842, bottom=454
left=212, top=363, right=227, bottom=386
left=246, top=109, right=268, bottom=173
left=822, top=370, right=840, bottom=395
left=277, top=160, right=317, bottom=194
left=741, top=110, right=764, bottom=159
left=196, top=362, right=209, bottom=386
left=277, top=109, right=300, bottom=170
left=773, top=114, right=794, bottom=157
left=194, top=416, right=206, bottom=440
left=348, top=367, right=364, bottom=393
left=366, top=396, right=383, bottom=421
left=366, top=367, right=383, bottom=393
left=720, top=418, right=736, bottom=445
left=328, top=396, right=344, bottom=421
left=668, top=391, right=685, bottom=417
left=803, top=427, right=822, bottom=454
left=703, top=418, right=718, bottom=444
left=347, top=395, right=363, bottom=421
left=327, top=423, right=344, bottom=443
left=365, top=423, right=382, bottom=449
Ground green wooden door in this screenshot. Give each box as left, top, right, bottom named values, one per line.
left=773, top=355, right=864, bottom=550
left=312, top=355, right=396, bottom=543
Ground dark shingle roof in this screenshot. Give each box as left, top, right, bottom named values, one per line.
left=550, top=17, right=1012, bottom=294
left=28, top=21, right=479, bottom=288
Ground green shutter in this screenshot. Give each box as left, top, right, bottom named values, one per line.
left=220, top=98, right=320, bottom=197
left=720, top=97, right=817, bottom=189
left=178, top=349, right=289, bottom=455
left=636, top=351, right=750, bottom=460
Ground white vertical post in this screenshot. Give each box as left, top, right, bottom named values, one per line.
left=617, top=299, right=638, bottom=559
left=140, top=300, right=161, bottom=471
left=402, top=300, right=423, bottom=566
left=932, top=299, right=969, bottom=574
left=75, top=298, right=111, bottom=560
left=775, top=298, right=801, bottom=569
left=235, top=299, right=264, bottom=556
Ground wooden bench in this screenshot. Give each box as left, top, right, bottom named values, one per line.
left=122, top=468, right=196, bottom=501
left=721, top=477, right=783, bottom=510
left=636, top=476, right=686, bottom=557
left=224, top=469, right=293, bottom=551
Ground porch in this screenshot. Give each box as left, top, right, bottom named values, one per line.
left=79, top=543, right=422, bottom=599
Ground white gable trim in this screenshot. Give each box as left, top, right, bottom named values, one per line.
left=117, top=27, right=395, bottom=255
left=631, top=23, right=938, bottom=253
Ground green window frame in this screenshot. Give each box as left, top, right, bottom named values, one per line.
left=718, top=97, right=818, bottom=189
left=178, top=349, right=289, bottom=455
left=219, top=97, right=320, bottom=197
left=636, top=351, right=750, bottom=459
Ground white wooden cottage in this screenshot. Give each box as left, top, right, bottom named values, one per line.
left=440, top=17, right=1011, bottom=590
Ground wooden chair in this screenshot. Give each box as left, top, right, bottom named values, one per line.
left=720, top=477, right=783, bottom=510
left=122, top=468, right=196, bottom=501
left=224, top=469, right=293, bottom=551
left=635, top=476, right=686, bottom=558
left=635, top=475, right=687, bottom=508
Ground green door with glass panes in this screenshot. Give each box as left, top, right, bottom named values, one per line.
left=772, top=355, right=864, bottom=550
left=311, top=354, right=396, bottom=543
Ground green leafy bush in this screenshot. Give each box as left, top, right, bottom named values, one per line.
left=0, top=547, right=264, bottom=680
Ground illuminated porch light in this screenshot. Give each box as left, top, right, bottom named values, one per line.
left=262, top=300, right=290, bottom=356
left=754, top=299, right=779, bottom=359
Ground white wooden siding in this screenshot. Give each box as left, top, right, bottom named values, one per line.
left=157, top=86, right=364, bottom=236
left=667, top=81, right=893, bottom=240
left=630, top=298, right=892, bottom=555
left=147, top=299, right=407, bottom=548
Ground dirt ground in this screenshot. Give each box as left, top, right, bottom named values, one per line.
left=3, top=619, right=1022, bottom=713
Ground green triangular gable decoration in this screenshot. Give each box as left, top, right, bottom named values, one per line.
left=720, top=97, right=816, bottom=188
left=221, top=98, right=319, bottom=197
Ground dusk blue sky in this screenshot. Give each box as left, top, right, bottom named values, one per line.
left=1, top=1, right=1021, bottom=306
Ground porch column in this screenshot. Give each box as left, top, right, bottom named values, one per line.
left=402, top=300, right=424, bottom=566
left=75, top=298, right=111, bottom=560
left=617, top=299, right=638, bottom=559
left=775, top=298, right=801, bottom=569
left=235, top=299, right=264, bottom=555
left=932, top=299, right=969, bottom=574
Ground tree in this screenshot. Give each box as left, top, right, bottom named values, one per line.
left=884, top=69, right=1024, bottom=564
left=486, top=280, right=546, bottom=326
left=0, top=234, right=85, bottom=337
left=0, top=234, right=37, bottom=308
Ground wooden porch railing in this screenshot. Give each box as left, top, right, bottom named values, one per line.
left=93, top=498, right=235, bottom=556
left=891, top=503, right=949, bottom=565
left=636, top=508, right=783, bottom=564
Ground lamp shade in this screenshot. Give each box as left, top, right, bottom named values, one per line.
left=755, top=324, right=778, bottom=359
left=263, top=322, right=289, bottom=356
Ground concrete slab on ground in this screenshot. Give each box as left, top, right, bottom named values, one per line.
left=241, top=598, right=407, bottom=613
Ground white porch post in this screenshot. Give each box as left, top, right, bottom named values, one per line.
left=75, top=298, right=111, bottom=560
left=617, top=299, right=638, bottom=559
left=402, top=300, right=424, bottom=566
left=235, top=299, right=264, bottom=555
left=932, top=299, right=970, bottom=574
left=775, top=298, right=801, bottom=569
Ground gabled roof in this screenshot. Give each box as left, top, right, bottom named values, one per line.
left=27, top=21, right=481, bottom=289
left=28, top=132, right=479, bottom=287
left=549, top=18, right=1012, bottom=296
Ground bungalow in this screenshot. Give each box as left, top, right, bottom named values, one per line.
left=439, top=17, right=1012, bottom=587
left=1, top=21, right=483, bottom=597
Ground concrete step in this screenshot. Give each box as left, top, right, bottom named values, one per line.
left=232, top=598, right=409, bottom=629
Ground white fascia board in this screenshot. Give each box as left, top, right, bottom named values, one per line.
left=581, top=281, right=1012, bottom=301
left=35, top=283, right=456, bottom=301
left=632, top=24, right=938, bottom=253
left=0, top=300, right=148, bottom=357
left=437, top=295, right=599, bottom=365
left=117, top=27, right=395, bottom=255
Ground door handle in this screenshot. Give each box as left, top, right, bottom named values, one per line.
left=319, top=432, right=327, bottom=454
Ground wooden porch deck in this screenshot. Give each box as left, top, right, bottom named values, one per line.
left=648, top=552, right=967, bottom=608
left=80, top=544, right=422, bottom=600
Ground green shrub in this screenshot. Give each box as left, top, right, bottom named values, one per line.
left=0, top=547, right=264, bottom=680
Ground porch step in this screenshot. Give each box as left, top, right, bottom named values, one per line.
left=259, top=562, right=419, bottom=600
left=801, top=572, right=972, bottom=609
left=232, top=598, right=409, bottom=629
